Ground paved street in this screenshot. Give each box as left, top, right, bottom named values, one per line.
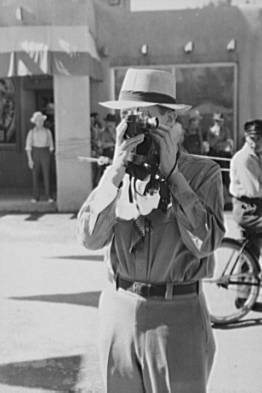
left=0, top=212, right=261, bottom=393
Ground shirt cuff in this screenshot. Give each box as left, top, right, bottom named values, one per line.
left=91, top=165, right=120, bottom=215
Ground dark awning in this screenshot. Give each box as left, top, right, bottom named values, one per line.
left=0, top=26, right=102, bottom=80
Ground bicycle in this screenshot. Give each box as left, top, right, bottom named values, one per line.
left=203, top=230, right=262, bottom=325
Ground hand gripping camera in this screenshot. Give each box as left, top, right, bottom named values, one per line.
left=124, top=111, right=160, bottom=181
left=123, top=111, right=170, bottom=211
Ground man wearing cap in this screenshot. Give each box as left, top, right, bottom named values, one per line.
left=230, top=119, right=262, bottom=241
left=207, top=113, right=233, bottom=156
left=25, top=111, right=54, bottom=202
left=183, top=110, right=204, bottom=155
left=77, top=68, right=225, bottom=393
left=230, top=119, right=262, bottom=307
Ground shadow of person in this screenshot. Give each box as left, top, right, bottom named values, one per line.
left=10, top=291, right=101, bottom=308
left=0, top=355, right=82, bottom=391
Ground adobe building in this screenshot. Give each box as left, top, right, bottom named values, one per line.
left=0, top=0, right=102, bottom=211
left=1, top=0, right=262, bottom=211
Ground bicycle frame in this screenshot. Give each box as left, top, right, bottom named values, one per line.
left=215, top=237, right=261, bottom=288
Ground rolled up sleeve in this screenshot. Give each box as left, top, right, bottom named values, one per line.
left=25, top=130, right=33, bottom=151
left=77, top=166, right=120, bottom=250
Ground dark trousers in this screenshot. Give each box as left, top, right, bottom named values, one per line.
left=232, top=197, right=262, bottom=298
left=32, top=147, right=51, bottom=200
left=232, top=197, right=262, bottom=257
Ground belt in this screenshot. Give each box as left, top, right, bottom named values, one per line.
left=235, top=196, right=262, bottom=205
left=116, top=276, right=199, bottom=299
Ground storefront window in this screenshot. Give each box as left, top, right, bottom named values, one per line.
left=0, top=78, right=16, bottom=145
left=113, top=63, right=237, bottom=151
left=175, top=64, right=236, bottom=151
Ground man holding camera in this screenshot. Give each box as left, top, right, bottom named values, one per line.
left=78, top=68, right=225, bottom=393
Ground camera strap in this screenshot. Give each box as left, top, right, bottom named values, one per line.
left=128, top=174, right=134, bottom=204
left=158, top=180, right=170, bottom=212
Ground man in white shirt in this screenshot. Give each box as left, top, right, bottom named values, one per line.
left=230, top=119, right=262, bottom=307
left=25, top=111, right=54, bottom=202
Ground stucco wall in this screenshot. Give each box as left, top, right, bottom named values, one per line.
left=55, top=75, right=92, bottom=212
left=94, top=1, right=262, bottom=143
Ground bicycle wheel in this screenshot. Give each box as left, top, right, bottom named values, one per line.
left=203, top=237, right=260, bottom=325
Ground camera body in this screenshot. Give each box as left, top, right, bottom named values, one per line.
left=124, top=111, right=160, bottom=180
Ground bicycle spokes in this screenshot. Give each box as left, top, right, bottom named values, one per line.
left=203, top=238, right=260, bottom=325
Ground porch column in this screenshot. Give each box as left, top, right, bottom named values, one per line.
left=54, top=75, right=92, bottom=212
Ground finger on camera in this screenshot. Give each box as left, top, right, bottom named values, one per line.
left=157, top=123, right=169, bottom=132
left=116, top=120, right=127, bottom=137
left=153, top=128, right=171, bottom=138
left=152, top=133, right=165, bottom=144
left=125, top=134, right=144, bottom=146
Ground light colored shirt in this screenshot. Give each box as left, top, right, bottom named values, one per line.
left=230, top=142, right=262, bottom=198
left=25, top=128, right=54, bottom=151
left=78, top=152, right=225, bottom=284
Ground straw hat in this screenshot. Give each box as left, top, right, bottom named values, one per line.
left=30, top=111, right=47, bottom=124
left=213, top=113, right=224, bottom=122
left=189, top=109, right=202, bottom=120
left=100, top=68, right=191, bottom=113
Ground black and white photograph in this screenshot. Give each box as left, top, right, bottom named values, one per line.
left=0, top=0, right=261, bottom=392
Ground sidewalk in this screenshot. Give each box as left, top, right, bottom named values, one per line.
left=0, top=213, right=261, bottom=393
left=0, top=192, right=57, bottom=214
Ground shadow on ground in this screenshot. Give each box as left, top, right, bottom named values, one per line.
left=212, top=302, right=262, bottom=330
left=25, top=213, right=45, bottom=221
left=10, top=291, right=101, bottom=308
left=46, top=255, right=104, bottom=262
left=213, top=317, right=262, bottom=330
left=0, top=354, right=103, bottom=393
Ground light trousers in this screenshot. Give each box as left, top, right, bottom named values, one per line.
left=98, top=285, right=215, bottom=393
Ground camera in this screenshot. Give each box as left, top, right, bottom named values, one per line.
left=124, top=111, right=160, bottom=180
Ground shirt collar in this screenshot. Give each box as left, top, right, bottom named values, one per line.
left=243, top=142, right=258, bottom=158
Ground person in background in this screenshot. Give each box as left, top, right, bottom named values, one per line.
left=93, top=113, right=117, bottom=181
left=77, top=68, right=225, bottom=393
left=183, top=109, right=204, bottom=154
left=90, top=112, right=103, bottom=187
left=229, top=119, right=262, bottom=307
left=25, top=111, right=54, bottom=203
left=100, top=113, right=117, bottom=160
left=207, top=112, right=233, bottom=207
left=207, top=113, right=233, bottom=157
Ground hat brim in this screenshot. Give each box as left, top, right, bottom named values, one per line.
left=30, top=116, right=47, bottom=123
left=100, top=100, right=191, bottom=114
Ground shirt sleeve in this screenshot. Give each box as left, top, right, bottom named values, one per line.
left=169, top=162, right=225, bottom=259
left=77, top=165, right=120, bottom=250
left=25, top=130, right=33, bottom=151
left=47, top=129, right=54, bottom=151
left=235, top=156, right=262, bottom=197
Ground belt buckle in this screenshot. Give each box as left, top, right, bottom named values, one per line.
left=132, top=281, right=150, bottom=296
